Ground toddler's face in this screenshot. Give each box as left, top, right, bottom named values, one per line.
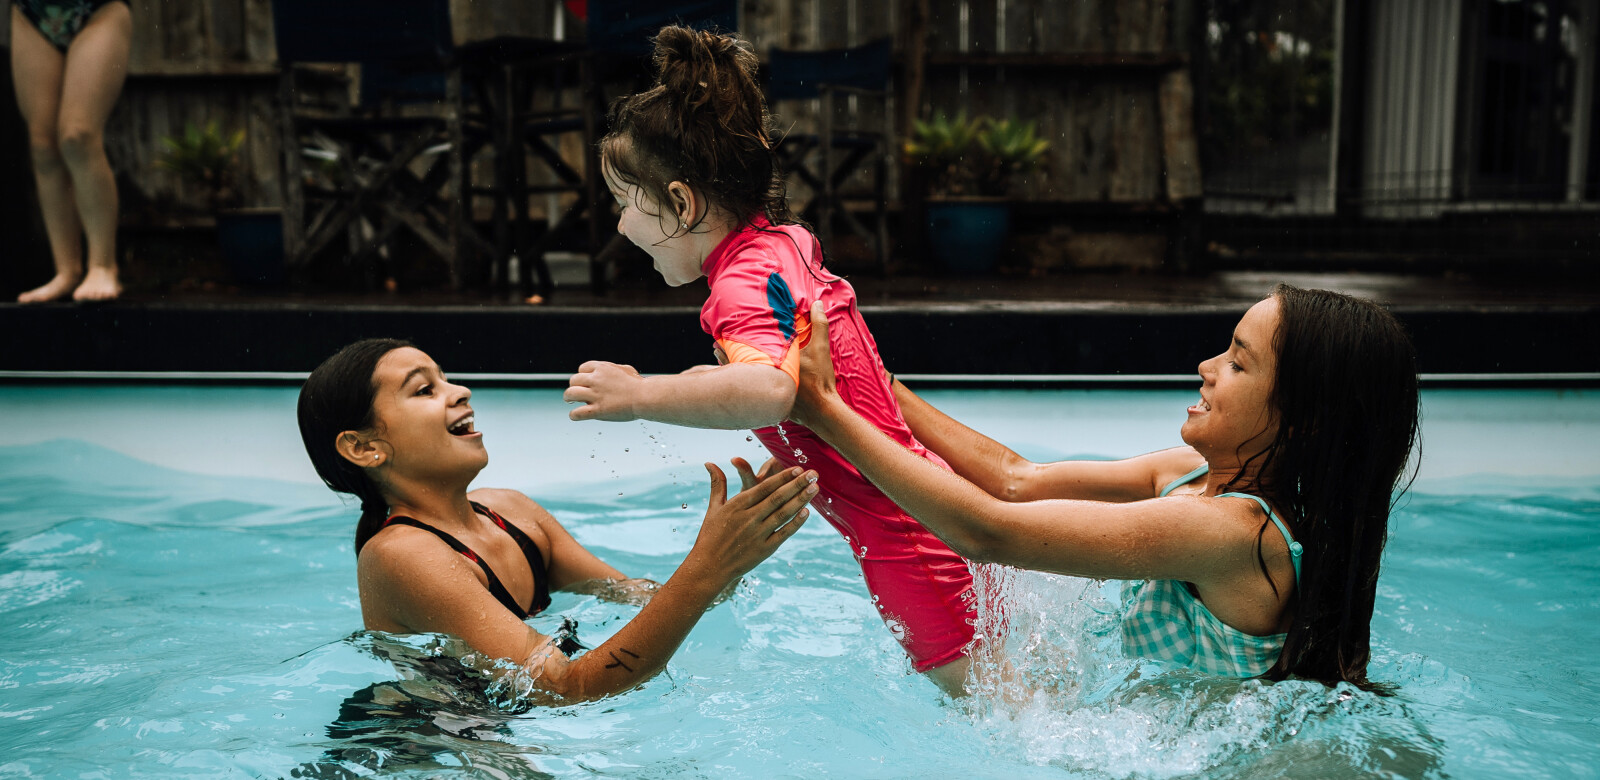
left=603, top=169, right=703, bottom=287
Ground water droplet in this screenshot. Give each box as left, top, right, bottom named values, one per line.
left=746, top=436, right=753, bottom=442
left=681, top=503, right=688, bottom=509
left=624, top=448, right=629, bottom=453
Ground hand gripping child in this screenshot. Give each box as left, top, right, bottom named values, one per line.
left=564, top=26, right=976, bottom=694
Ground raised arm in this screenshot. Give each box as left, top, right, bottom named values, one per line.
left=791, top=303, right=1241, bottom=583
left=471, top=488, right=659, bottom=605
left=565, top=361, right=794, bottom=430
left=893, top=379, right=1184, bottom=503
left=362, top=464, right=816, bottom=703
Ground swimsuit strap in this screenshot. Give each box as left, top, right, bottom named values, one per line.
left=1159, top=464, right=1211, bottom=497
left=1157, top=463, right=1302, bottom=583
left=470, top=501, right=552, bottom=615
left=1217, top=493, right=1303, bottom=584
left=382, top=510, right=543, bottom=619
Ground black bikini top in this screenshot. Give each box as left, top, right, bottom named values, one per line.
left=382, top=501, right=552, bottom=619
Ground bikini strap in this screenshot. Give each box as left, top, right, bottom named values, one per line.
left=1216, top=492, right=1303, bottom=583
left=382, top=516, right=532, bottom=619
left=1159, top=464, right=1210, bottom=497
left=471, top=502, right=552, bottom=615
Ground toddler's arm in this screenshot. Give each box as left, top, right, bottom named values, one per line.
left=566, top=360, right=794, bottom=430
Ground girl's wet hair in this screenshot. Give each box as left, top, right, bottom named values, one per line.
left=600, top=25, right=800, bottom=235
left=297, top=338, right=414, bottom=557
left=1226, top=284, right=1420, bottom=693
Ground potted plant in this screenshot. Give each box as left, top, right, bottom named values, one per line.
left=906, top=113, right=1050, bottom=274
left=155, top=121, right=284, bottom=287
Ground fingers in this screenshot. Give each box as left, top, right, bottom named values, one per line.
left=704, top=463, right=728, bottom=510
left=767, top=487, right=815, bottom=536
left=731, top=456, right=760, bottom=492
left=809, top=301, right=829, bottom=342
left=575, top=360, right=608, bottom=374
left=772, top=506, right=810, bottom=538
left=568, top=404, right=599, bottom=422
left=726, top=464, right=807, bottom=511
left=756, top=457, right=783, bottom=481
left=748, top=468, right=818, bottom=520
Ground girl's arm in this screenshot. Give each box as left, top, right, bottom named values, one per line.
left=565, top=360, right=794, bottom=430
left=470, top=488, right=658, bottom=605
left=891, top=380, right=1180, bottom=503
left=790, top=303, right=1241, bottom=583
left=361, top=464, right=816, bottom=703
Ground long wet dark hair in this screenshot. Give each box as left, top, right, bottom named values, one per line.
left=1224, top=284, right=1420, bottom=693
left=297, top=338, right=414, bottom=558
left=599, top=25, right=803, bottom=236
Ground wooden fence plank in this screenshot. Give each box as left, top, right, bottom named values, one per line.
left=1110, top=82, right=1161, bottom=201
left=1159, top=69, right=1202, bottom=200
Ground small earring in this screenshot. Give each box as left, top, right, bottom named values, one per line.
left=373, top=454, right=379, bottom=460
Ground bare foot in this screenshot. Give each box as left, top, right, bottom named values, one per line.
left=72, top=266, right=122, bottom=302
left=17, top=273, right=83, bottom=303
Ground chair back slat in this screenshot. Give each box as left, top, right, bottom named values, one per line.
left=271, top=0, right=454, bottom=65
left=768, top=38, right=892, bottom=103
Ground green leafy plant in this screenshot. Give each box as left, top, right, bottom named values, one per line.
left=907, top=113, right=1050, bottom=197
left=155, top=121, right=245, bottom=210
left=905, top=112, right=986, bottom=197
left=975, top=118, right=1050, bottom=195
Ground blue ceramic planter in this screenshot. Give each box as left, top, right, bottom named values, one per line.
left=925, top=200, right=1010, bottom=274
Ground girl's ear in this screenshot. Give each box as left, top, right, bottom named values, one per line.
left=336, top=431, right=386, bottom=469
left=666, top=181, right=699, bottom=229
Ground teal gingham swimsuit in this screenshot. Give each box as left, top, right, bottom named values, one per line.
left=1119, top=464, right=1303, bottom=677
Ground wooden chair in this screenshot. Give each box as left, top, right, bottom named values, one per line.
left=270, top=0, right=493, bottom=289
left=768, top=38, right=894, bottom=274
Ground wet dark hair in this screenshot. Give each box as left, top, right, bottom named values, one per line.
left=599, top=25, right=801, bottom=236
left=1225, top=284, right=1420, bottom=693
left=297, top=338, right=414, bottom=557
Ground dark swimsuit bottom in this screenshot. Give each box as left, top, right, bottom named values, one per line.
left=383, top=501, right=552, bottom=619
left=13, top=0, right=129, bottom=52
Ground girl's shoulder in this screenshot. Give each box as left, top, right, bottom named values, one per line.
left=468, top=488, right=556, bottom=548
left=1139, top=447, right=1208, bottom=497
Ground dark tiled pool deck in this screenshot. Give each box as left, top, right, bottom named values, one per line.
left=3, top=270, right=1597, bottom=380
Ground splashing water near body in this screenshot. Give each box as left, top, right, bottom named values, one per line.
left=774, top=421, right=809, bottom=464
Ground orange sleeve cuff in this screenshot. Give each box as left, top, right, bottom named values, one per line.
left=717, top=313, right=811, bottom=386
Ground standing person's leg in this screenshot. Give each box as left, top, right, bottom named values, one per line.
left=10, top=5, right=76, bottom=303
left=57, top=1, right=131, bottom=301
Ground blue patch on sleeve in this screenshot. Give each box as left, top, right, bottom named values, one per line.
left=766, top=273, right=797, bottom=341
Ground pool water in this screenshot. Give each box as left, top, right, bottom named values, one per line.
left=0, top=386, right=1595, bottom=778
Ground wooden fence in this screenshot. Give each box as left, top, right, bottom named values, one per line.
left=7, top=0, right=1200, bottom=267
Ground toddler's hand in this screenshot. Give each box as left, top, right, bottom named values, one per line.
left=565, top=361, right=645, bottom=421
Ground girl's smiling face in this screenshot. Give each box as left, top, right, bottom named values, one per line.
left=1181, top=297, right=1281, bottom=467
left=603, top=164, right=705, bottom=287
left=366, top=347, right=487, bottom=480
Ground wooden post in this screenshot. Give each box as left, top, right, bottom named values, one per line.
left=900, top=0, right=930, bottom=267
left=278, top=68, right=306, bottom=268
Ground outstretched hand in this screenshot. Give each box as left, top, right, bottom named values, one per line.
left=686, top=462, right=816, bottom=586
left=788, top=301, right=841, bottom=429
left=565, top=361, right=644, bottom=421
left=731, top=456, right=785, bottom=491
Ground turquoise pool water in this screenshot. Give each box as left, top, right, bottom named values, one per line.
left=0, top=386, right=1596, bottom=778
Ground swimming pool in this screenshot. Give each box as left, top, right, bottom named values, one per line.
left=1, top=384, right=1595, bottom=778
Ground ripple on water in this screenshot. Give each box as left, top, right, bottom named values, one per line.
left=0, top=570, right=80, bottom=613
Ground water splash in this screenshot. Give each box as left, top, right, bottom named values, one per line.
left=960, top=564, right=1445, bottom=777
